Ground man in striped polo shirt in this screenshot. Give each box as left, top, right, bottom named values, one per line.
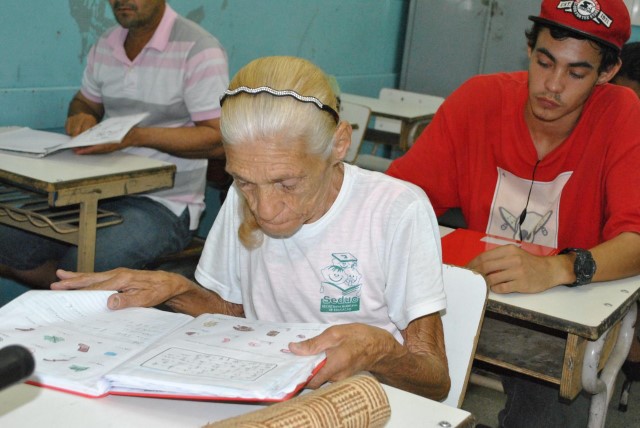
left=0, top=0, right=229, bottom=288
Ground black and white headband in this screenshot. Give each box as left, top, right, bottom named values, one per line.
left=220, top=86, right=339, bottom=124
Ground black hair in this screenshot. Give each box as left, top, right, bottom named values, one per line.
left=616, top=42, right=640, bottom=83
left=525, top=22, right=620, bottom=74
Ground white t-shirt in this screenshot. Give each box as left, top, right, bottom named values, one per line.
left=195, top=163, right=446, bottom=342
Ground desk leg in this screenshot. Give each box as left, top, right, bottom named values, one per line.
left=398, top=123, right=410, bottom=152
left=582, top=302, right=637, bottom=428
left=76, top=193, right=99, bottom=273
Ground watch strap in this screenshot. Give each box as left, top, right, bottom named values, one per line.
left=559, top=248, right=596, bottom=287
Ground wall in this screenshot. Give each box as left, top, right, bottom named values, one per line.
left=0, top=0, right=408, bottom=129
left=2, top=1, right=639, bottom=299
left=0, top=1, right=407, bottom=300
left=400, top=0, right=640, bottom=99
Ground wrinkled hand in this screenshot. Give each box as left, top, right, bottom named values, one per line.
left=51, top=268, right=188, bottom=310
left=467, top=244, right=561, bottom=293
left=288, top=323, right=397, bottom=389
left=65, top=113, right=98, bottom=137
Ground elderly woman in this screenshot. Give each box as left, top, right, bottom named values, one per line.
left=52, top=56, right=450, bottom=400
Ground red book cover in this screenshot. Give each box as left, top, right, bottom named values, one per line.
left=441, top=228, right=558, bottom=267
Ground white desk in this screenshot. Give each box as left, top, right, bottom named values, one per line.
left=0, top=382, right=476, bottom=428
left=341, top=92, right=444, bottom=151
left=439, top=226, right=640, bottom=428
left=0, top=151, right=175, bottom=272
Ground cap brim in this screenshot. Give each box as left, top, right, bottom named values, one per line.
left=528, top=15, right=621, bottom=52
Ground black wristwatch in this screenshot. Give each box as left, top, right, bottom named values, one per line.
left=559, top=248, right=596, bottom=287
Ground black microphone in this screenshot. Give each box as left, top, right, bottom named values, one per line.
left=0, top=345, right=35, bottom=391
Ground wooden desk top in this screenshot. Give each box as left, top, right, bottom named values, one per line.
left=439, top=226, right=640, bottom=340
left=0, top=383, right=475, bottom=428
left=0, top=151, right=176, bottom=194
left=487, top=277, right=640, bottom=340
left=341, top=92, right=444, bottom=122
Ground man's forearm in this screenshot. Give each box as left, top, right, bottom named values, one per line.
left=539, top=231, right=640, bottom=292
left=127, top=125, right=224, bottom=159
left=591, top=231, right=640, bottom=282
left=67, top=96, right=102, bottom=120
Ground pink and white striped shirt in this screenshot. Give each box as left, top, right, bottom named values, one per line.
left=80, top=5, right=229, bottom=229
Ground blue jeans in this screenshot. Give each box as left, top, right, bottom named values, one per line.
left=498, top=374, right=590, bottom=428
left=0, top=196, right=192, bottom=272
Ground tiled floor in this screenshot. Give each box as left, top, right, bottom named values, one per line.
left=461, top=370, right=640, bottom=427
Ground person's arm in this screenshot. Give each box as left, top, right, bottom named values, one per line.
left=72, top=117, right=224, bottom=159
left=289, top=313, right=450, bottom=400
left=51, top=268, right=244, bottom=318
left=467, top=231, right=640, bottom=293
left=66, top=92, right=223, bottom=159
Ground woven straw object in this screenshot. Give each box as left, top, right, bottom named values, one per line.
left=205, top=374, right=391, bottom=428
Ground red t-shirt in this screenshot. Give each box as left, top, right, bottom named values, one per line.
left=387, top=72, right=640, bottom=249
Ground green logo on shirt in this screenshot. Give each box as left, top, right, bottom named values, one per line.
left=319, top=252, right=361, bottom=312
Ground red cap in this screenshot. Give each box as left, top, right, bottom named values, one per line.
left=529, top=0, right=631, bottom=51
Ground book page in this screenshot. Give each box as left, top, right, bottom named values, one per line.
left=106, top=314, right=331, bottom=401
left=0, top=290, right=193, bottom=397
left=0, top=127, right=70, bottom=155
left=65, top=112, right=149, bottom=149
left=0, top=112, right=148, bottom=157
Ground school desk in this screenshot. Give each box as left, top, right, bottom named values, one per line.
left=0, top=381, right=476, bottom=428
left=440, top=226, right=639, bottom=428
left=0, top=150, right=175, bottom=272
left=341, top=92, right=444, bottom=151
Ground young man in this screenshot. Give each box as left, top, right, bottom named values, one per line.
left=387, top=0, right=640, bottom=426
left=389, top=0, right=640, bottom=294
left=0, top=0, right=229, bottom=288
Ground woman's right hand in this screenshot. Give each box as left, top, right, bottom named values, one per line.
left=51, top=268, right=191, bottom=310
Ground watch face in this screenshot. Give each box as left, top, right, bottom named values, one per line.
left=583, top=260, right=596, bottom=277
left=559, top=248, right=596, bottom=286
left=575, top=250, right=596, bottom=284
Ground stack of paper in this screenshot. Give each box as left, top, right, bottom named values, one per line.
left=0, top=113, right=148, bottom=157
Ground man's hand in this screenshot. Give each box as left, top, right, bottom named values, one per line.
left=66, top=91, right=104, bottom=137
left=72, top=141, right=128, bottom=155
left=467, top=244, right=573, bottom=293
left=288, top=323, right=392, bottom=389
left=65, top=112, right=99, bottom=137
left=71, top=126, right=139, bottom=155
left=51, top=268, right=191, bottom=310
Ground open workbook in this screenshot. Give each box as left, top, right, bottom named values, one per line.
left=0, top=112, right=148, bottom=157
left=0, top=290, right=330, bottom=401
